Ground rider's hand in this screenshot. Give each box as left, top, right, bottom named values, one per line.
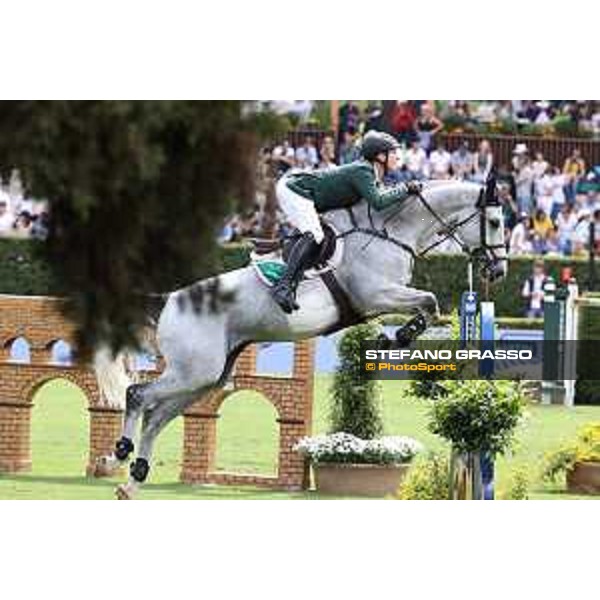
left=405, top=180, right=423, bottom=195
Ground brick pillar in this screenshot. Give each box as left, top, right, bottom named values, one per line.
left=277, top=419, right=310, bottom=490
left=235, top=345, right=257, bottom=376
left=180, top=389, right=225, bottom=484
left=87, top=406, right=124, bottom=476
left=293, top=339, right=315, bottom=425
left=30, top=346, right=52, bottom=364
left=0, top=400, right=32, bottom=473
left=180, top=412, right=219, bottom=484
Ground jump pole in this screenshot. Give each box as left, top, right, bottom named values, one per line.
left=542, top=278, right=578, bottom=407
left=455, top=263, right=496, bottom=500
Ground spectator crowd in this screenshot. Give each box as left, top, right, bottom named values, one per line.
left=0, top=169, right=49, bottom=240
left=218, top=101, right=599, bottom=260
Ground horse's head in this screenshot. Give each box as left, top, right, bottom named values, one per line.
left=410, top=173, right=507, bottom=282
left=468, top=170, right=508, bottom=282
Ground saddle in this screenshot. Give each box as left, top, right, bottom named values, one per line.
left=250, top=221, right=338, bottom=271
left=250, top=222, right=361, bottom=334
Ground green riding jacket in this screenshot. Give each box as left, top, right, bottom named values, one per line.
left=284, top=160, right=411, bottom=212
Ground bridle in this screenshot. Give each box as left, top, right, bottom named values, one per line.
left=336, top=172, right=505, bottom=276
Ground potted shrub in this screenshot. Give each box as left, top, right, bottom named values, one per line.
left=542, top=424, right=600, bottom=494
left=428, top=380, right=526, bottom=499
left=295, top=322, right=423, bottom=496
left=295, top=433, right=422, bottom=496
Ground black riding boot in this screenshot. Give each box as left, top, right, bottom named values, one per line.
left=271, top=232, right=319, bottom=313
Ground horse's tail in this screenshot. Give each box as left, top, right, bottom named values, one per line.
left=93, top=292, right=169, bottom=409
left=93, top=346, right=132, bottom=410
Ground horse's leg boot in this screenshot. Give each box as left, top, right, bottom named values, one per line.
left=395, top=312, right=428, bottom=347
left=271, top=232, right=319, bottom=314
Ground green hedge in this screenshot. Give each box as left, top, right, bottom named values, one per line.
left=0, top=239, right=593, bottom=319
left=411, top=254, right=589, bottom=318
left=0, top=239, right=253, bottom=297
left=0, top=239, right=63, bottom=295
left=575, top=294, right=600, bottom=405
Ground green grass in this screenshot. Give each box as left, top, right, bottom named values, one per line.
left=1, top=377, right=599, bottom=499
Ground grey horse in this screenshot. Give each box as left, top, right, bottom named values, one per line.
left=94, top=177, right=507, bottom=498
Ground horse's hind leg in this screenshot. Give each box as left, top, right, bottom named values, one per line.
left=116, top=390, right=203, bottom=499
left=94, top=376, right=180, bottom=476
left=115, top=344, right=237, bottom=499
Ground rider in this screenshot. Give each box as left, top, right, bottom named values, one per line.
left=271, top=130, right=423, bottom=313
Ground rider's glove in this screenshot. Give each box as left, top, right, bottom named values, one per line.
left=405, top=180, right=423, bottom=195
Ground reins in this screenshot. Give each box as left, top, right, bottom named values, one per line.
left=336, top=188, right=484, bottom=261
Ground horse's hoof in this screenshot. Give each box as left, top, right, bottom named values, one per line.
left=115, top=484, right=135, bottom=500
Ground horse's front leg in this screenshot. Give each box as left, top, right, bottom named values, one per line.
left=369, top=285, right=440, bottom=345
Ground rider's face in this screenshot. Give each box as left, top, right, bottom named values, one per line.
left=386, top=151, right=399, bottom=171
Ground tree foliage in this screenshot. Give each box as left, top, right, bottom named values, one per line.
left=428, top=380, right=525, bottom=456
left=0, top=101, right=273, bottom=356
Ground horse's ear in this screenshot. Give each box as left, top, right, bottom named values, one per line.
left=485, top=166, right=499, bottom=206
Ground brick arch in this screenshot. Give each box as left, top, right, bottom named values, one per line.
left=0, top=295, right=124, bottom=477
left=199, top=385, right=283, bottom=421
left=2, top=335, right=29, bottom=349
left=23, top=371, right=100, bottom=408
left=181, top=341, right=315, bottom=490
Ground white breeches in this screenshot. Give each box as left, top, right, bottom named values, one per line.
left=276, top=176, right=325, bottom=244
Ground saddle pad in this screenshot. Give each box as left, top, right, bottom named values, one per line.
left=253, top=260, right=286, bottom=286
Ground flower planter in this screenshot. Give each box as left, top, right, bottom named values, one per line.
left=313, top=463, right=410, bottom=497
left=566, top=462, right=600, bottom=495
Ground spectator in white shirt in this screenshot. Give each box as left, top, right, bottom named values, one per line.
left=572, top=209, right=592, bottom=256
left=550, top=166, right=567, bottom=218
left=451, top=141, right=474, bottom=180
left=513, top=144, right=535, bottom=214
left=295, top=136, right=319, bottom=170
left=555, top=203, right=578, bottom=255
left=535, top=164, right=555, bottom=218
left=509, top=213, right=532, bottom=255
left=272, top=140, right=296, bottom=177
left=406, top=140, right=428, bottom=178
left=472, top=139, right=493, bottom=183
left=428, top=142, right=452, bottom=179
left=531, top=152, right=549, bottom=180
left=521, top=260, right=548, bottom=318
left=319, top=136, right=337, bottom=170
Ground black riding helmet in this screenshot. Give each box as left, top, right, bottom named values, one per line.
left=361, top=130, right=400, bottom=161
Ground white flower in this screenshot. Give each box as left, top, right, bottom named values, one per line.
left=294, top=433, right=423, bottom=464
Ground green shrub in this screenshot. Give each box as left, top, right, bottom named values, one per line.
left=500, top=464, right=530, bottom=500
left=428, top=380, right=526, bottom=457
left=0, top=238, right=63, bottom=295
left=575, top=295, right=600, bottom=405
left=542, top=423, right=600, bottom=483
left=395, top=452, right=451, bottom=500
left=552, top=115, right=578, bottom=138
left=328, top=322, right=383, bottom=439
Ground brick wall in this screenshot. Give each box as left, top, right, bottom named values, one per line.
left=1, top=295, right=316, bottom=492
left=181, top=340, right=315, bottom=490
left=0, top=295, right=122, bottom=477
